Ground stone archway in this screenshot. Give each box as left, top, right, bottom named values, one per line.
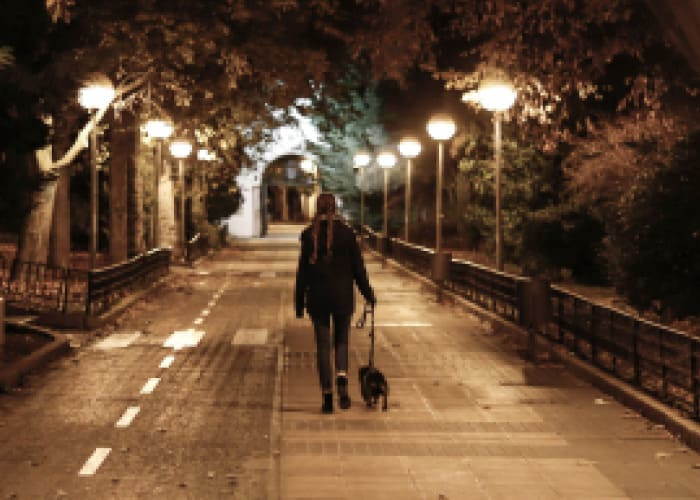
left=262, top=154, right=319, bottom=233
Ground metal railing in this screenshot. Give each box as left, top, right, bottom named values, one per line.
left=361, top=225, right=700, bottom=421
left=87, top=248, right=171, bottom=315
left=548, top=286, right=700, bottom=418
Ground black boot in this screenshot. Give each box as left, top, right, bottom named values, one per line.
left=322, top=392, right=333, bottom=414
left=337, top=376, right=351, bottom=409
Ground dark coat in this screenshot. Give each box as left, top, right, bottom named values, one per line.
left=295, top=218, right=375, bottom=317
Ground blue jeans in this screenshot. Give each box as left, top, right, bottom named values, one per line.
left=312, top=312, right=351, bottom=393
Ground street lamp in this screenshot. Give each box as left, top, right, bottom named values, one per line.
left=427, top=113, right=455, bottom=298
left=353, top=150, right=371, bottom=234
left=170, top=140, right=192, bottom=260
left=398, top=137, right=421, bottom=242
left=79, top=79, right=115, bottom=269
left=145, top=119, right=173, bottom=248
left=376, top=150, right=397, bottom=239
left=463, top=80, right=517, bottom=271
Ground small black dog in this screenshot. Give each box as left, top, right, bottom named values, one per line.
left=358, top=364, right=389, bottom=411
left=356, top=303, right=389, bottom=411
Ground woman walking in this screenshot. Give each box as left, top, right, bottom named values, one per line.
left=295, top=192, right=376, bottom=413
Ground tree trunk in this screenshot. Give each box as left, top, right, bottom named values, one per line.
left=129, top=116, right=145, bottom=256
left=109, top=113, right=134, bottom=264
left=48, top=168, right=70, bottom=268
left=14, top=146, right=57, bottom=270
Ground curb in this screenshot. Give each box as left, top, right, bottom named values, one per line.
left=375, top=251, right=700, bottom=452
left=0, top=321, right=70, bottom=392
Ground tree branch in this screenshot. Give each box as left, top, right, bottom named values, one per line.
left=46, top=74, right=148, bottom=173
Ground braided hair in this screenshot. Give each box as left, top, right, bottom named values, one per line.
left=310, top=192, right=336, bottom=264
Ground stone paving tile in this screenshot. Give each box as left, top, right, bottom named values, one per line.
left=281, top=255, right=700, bottom=499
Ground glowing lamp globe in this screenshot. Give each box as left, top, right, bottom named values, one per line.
left=376, top=150, right=397, bottom=169
left=472, top=81, right=517, bottom=112
left=353, top=151, right=371, bottom=169
left=78, top=83, right=115, bottom=110
left=169, top=140, right=192, bottom=159
left=427, top=114, right=456, bottom=141
left=145, top=120, right=174, bottom=140
left=398, top=137, right=422, bottom=158
left=197, top=148, right=215, bottom=161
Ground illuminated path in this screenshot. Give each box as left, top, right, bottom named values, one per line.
left=2, top=223, right=700, bottom=498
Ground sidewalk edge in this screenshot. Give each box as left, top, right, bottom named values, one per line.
left=0, top=322, right=70, bottom=392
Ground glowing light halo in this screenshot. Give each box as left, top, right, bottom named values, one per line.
left=398, top=137, right=422, bottom=158
left=427, top=114, right=456, bottom=141
left=169, top=140, right=192, bottom=159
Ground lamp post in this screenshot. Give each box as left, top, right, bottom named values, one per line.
left=170, top=140, right=192, bottom=260
left=353, top=151, right=371, bottom=234
left=79, top=80, right=115, bottom=269
left=398, top=137, right=421, bottom=242
left=145, top=119, right=173, bottom=248
left=427, top=114, right=456, bottom=299
left=463, top=80, right=516, bottom=271
left=377, top=150, right=397, bottom=238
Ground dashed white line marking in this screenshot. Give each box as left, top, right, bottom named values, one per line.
left=159, top=355, right=175, bottom=368
left=208, top=301, right=216, bottom=308
left=201, top=309, right=210, bottom=317
left=79, top=448, right=111, bottom=476
left=140, top=378, right=160, bottom=394
left=93, top=331, right=141, bottom=350
left=193, top=317, right=203, bottom=325
left=163, top=329, right=205, bottom=350
left=115, top=406, right=140, bottom=428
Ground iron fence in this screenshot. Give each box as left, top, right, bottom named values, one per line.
left=360, top=225, right=700, bottom=421
left=87, top=248, right=171, bottom=315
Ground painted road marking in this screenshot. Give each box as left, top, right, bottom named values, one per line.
left=201, top=309, right=210, bottom=316
left=93, top=331, right=141, bottom=350
left=193, top=317, right=203, bottom=325
left=140, top=378, right=160, bottom=394
left=375, top=322, right=433, bottom=327
left=115, top=406, right=140, bottom=428
left=232, top=328, right=269, bottom=345
left=163, top=329, right=205, bottom=350
left=159, top=355, right=175, bottom=368
left=208, top=300, right=216, bottom=308
left=78, top=448, right=111, bottom=476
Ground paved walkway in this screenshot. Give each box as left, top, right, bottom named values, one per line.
left=279, top=227, right=700, bottom=499
left=1, top=223, right=700, bottom=499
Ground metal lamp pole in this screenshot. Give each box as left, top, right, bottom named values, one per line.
left=399, top=137, right=421, bottom=243
left=145, top=119, right=173, bottom=249
left=78, top=80, right=115, bottom=269
left=353, top=151, right=371, bottom=235
left=463, top=80, right=516, bottom=272
left=494, top=112, right=504, bottom=271
left=427, top=114, right=456, bottom=301
left=170, top=140, right=192, bottom=261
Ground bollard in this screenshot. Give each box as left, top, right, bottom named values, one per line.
left=518, top=277, right=551, bottom=362
left=432, top=251, right=452, bottom=302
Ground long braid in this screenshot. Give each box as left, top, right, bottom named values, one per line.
left=309, top=192, right=336, bottom=264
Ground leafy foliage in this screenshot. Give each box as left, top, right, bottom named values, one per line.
left=606, top=130, right=700, bottom=317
